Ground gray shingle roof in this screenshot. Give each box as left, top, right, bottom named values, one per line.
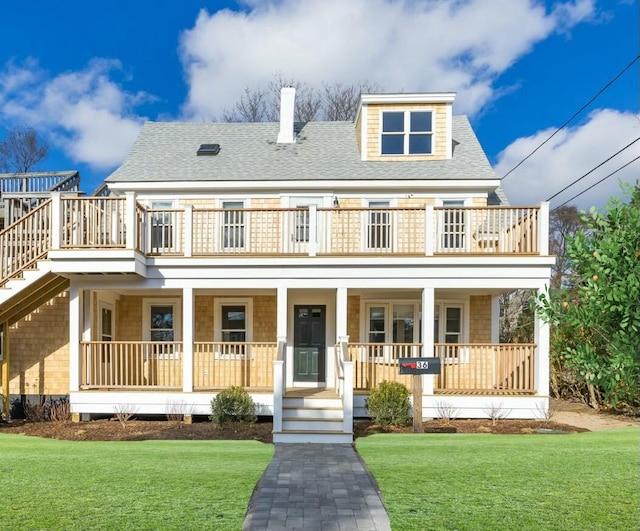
left=106, top=116, right=500, bottom=184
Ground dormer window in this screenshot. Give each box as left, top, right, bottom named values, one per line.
left=381, top=111, right=433, bottom=155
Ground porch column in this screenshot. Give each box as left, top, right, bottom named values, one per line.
left=276, top=286, right=289, bottom=387
left=491, top=295, right=500, bottom=343
left=421, top=287, right=435, bottom=397
left=69, top=286, right=82, bottom=393
left=534, top=285, right=550, bottom=397
left=125, top=192, right=137, bottom=250
left=182, top=287, right=194, bottom=393
left=50, top=192, right=62, bottom=250
left=336, top=287, right=348, bottom=339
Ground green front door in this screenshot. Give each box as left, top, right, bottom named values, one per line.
left=293, top=305, right=326, bottom=383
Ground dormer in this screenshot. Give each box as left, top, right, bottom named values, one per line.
left=355, top=92, right=456, bottom=161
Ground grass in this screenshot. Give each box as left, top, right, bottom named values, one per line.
left=0, top=434, right=273, bottom=530
left=357, top=428, right=640, bottom=530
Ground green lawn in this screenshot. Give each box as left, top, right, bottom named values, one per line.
left=357, top=428, right=640, bottom=530
left=0, top=434, right=273, bottom=530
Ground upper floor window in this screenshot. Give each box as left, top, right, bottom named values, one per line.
left=222, top=201, right=245, bottom=249
left=381, top=111, right=433, bottom=155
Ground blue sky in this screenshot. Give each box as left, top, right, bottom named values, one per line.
left=0, top=0, right=637, bottom=208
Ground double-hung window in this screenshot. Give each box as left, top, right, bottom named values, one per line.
left=381, top=111, right=433, bottom=155
left=222, top=201, right=245, bottom=250
left=441, top=200, right=466, bottom=250
left=144, top=299, right=181, bottom=359
left=434, top=304, right=467, bottom=361
left=150, top=201, right=174, bottom=253
left=366, top=302, right=419, bottom=360
left=367, top=201, right=391, bottom=250
left=215, top=299, right=253, bottom=359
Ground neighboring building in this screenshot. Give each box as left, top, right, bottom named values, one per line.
left=0, top=90, right=553, bottom=442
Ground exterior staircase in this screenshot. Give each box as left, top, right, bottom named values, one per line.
left=273, top=388, right=353, bottom=444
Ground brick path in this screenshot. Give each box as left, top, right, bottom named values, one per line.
left=243, top=444, right=391, bottom=530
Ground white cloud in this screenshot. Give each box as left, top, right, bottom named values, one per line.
left=0, top=59, right=149, bottom=170
left=497, top=109, right=640, bottom=210
left=179, top=0, right=595, bottom=120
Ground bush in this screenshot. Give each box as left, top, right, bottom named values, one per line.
left=210, top=386, right=257, bottom=425
left=366, top=381, right=411, bottom=427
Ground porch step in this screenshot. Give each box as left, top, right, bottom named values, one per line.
left=282, top=418, right=344, bottom=431
left=273, top=430, right=353, bottom=444
left=276, top=390, right=350, bottom=444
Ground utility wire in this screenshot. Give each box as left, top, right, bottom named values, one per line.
left=501, top=53, right=640, bottom=181
left=553, top=155, right=640, bottom=210
left=546, top=136, right=640, bottom=202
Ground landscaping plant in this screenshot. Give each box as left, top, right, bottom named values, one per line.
left=535, top=182, right=640, bottom=412
left=210, top=386, right=257, bottom=425
left=365, top=380, right=411, bottom=427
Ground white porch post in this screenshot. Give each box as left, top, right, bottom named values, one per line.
left=184, top=205, right=193, bottom=257
left=182, top=287, right=194, bottom=393
left=421, top=287, right=435, bottom=397
left=336, top=287, right=347, bottom=341
left=425, top=205, right=435, bottom=256
left=276, top=286, right=289, bottom=386
left=538, top=202, right=550, bottom=256
left=125, top=192, right=137, bottom=250
left=534, top=285, right=550, bottom=398
left=69, top=285, right=82, bottom=393
left=491, top=295, right=501, bottom=343
left=308, top=204, right=317, bottom=256
left=50, top=192, right=62, bottom=250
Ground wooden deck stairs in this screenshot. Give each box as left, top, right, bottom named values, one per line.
left=273, top=388, right=353, bottom=444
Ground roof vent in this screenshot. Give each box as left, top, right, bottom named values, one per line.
left=197, top=143, right=220, bottom=156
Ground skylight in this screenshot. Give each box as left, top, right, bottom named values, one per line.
left=197, top=143, right=220, bottom=156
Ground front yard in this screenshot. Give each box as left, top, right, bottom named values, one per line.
left=0, top=434, right=273, bottom=530
left=357, top=428, right=640, bottom=530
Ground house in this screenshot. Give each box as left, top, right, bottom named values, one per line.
left=0, top=89, right=553, bottom=442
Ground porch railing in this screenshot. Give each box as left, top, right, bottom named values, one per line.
left=81, top=341, right=183, bottom=389
left=435, top=343, right=535, bottom=393
left=349, top=342, right=536, bottom=393
left=193, top=342, right=277, bottom=390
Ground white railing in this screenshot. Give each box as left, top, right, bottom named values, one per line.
left=273, top=339, right=286, bottom=433
left=81, top=341, right=183, bottom=389
left=0, top=200, right=51, bottom=285
left=193, top=342, right=277, bottom=389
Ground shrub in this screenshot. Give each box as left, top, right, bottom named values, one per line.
left=366, top=381, right=411, bottom=427
left=210, top=386, right=257, bottom=425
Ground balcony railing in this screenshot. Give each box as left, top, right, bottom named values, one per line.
left=349, top=343, right=536, bottom=394
left=10, top=197, right=545, bottom=263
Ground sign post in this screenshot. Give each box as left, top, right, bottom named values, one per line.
left=399, top=357, right=441, bottom=433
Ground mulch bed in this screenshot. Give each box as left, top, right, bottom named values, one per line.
left=0, top=417, right=587, bottom=443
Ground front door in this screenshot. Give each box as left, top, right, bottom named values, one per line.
left=293, top=305, right=326, bottom=383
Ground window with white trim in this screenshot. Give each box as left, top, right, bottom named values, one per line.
left=150, top=201, right=174, bottom=252
left=365, top=302, right=420, bottom=360
left=434, top=303, right=466, bottom=361
left=381, top=111, right=433, bottom=155
left=215, top=298, right=253, bottom=358
left=441, top=200, right=466, bottom=250
left=367, top=201, right=391, bottom=249
left=222, top=201, right=245, bottom=249
left=143, top=299, right=181, bottom=359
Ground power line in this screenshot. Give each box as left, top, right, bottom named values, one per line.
left=501, top=53, right=640, bottom=181
left=553, top=155, right=640, bottom=210
left=546, top=136, right=640, bottom=202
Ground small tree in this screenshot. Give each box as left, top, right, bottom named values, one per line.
left=0, top=127, right=49, bottom=173
left=536, top=182, right=640, bottom=412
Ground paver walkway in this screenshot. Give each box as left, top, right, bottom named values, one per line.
left=243, top=444, right=391, bottom=530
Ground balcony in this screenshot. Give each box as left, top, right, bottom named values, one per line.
left=51, top=196, right=548, bottom=258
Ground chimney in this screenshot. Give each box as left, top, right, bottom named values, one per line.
left=277, top=87, right=296, bottom=144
